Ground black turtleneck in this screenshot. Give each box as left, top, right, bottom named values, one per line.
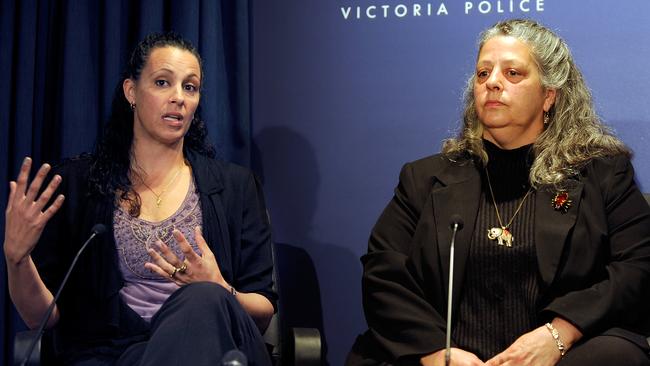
left=483, top=139, right=534, bottom=201
left=452, top=140, right=541, bottom=361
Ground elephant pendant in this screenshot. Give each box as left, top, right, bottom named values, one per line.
left=487, top=226, right=514, bottom=247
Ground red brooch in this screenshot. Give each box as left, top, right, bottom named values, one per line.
left=552, top=192, right=572, bottom=213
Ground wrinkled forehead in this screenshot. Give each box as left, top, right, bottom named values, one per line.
left=476, top=35, right=540, bottom=70
left=145, top=46, right=202, bottom=78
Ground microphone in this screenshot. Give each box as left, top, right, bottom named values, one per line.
left=449, top=215, right=464, bottom=231
left=445, top=215, right=464, bottom=366
left=17, top=224, right=106, bottom=366
left=221, top=349, right=248, bottom=366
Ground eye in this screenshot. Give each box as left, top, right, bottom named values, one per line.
left=155, top=79, right=169, bottom=87
left=476, top=69, right=490, bottom=80
left=184, top=84, right=199, bottom=92
left=505, top=69, right=525, bottom=82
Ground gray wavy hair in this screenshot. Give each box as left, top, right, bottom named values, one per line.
left=442, top=19, right=629, bottom=189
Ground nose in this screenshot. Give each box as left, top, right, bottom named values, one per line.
left=486, top=70, right=502, bottom=91
left=169, top=85, right=185, bottom=106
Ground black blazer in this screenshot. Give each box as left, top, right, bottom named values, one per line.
left=351, top=153, right=650, bottom=364
left=32, top=149, right=276, bottom=361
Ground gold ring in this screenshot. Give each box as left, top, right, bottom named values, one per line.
left=170, top=267, right=180, bottom=278
left=178, top=263, right=187, bottom=273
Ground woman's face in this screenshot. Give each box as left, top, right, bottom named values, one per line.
left=473, top=36, right=556, bottom=149
left=123, top=46, right=201, bottom=147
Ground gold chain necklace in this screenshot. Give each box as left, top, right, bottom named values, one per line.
left=139, top=164, right=184, bottom=208
left=485, top=168, right=532, bottom=247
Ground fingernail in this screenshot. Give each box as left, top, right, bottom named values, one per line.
left=23, top=157, right=31, bottom=164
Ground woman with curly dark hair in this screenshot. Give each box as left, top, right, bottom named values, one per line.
left=4, top=33, right=275, bottom=365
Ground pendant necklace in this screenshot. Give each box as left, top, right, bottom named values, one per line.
left=485, top=168, right=532, bottom=247
left=140, top=164, right=184, bottom=208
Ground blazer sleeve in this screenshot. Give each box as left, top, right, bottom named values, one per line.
left=542, top=155, right=650, bottom=335
left=361, top=162, right=448, bottom=361
left=234, top=170, right=277, bottom=311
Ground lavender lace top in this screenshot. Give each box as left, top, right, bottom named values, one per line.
left=114, top=178, right=202, bottom=322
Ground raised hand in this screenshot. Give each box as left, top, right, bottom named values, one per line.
left=145, top=226, right=227, bottom=287
left=4, top=157, right=65, bottom=265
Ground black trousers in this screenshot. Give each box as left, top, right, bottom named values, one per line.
left=345, top=331, right=650, bottom=366
left=558, top=335, right=650, bottom=366
left=123, top=282, right=271, bottom=366
left=72, top=282, right=271, bottom=366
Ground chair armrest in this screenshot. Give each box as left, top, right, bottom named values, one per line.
left=14, top=330, right=41, bottom=366
left=290, top=327, right=321, bottom=366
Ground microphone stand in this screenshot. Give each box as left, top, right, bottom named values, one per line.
left=445, top=216, right=463, bottom=366
left=18, top=224, right=106, bottom=366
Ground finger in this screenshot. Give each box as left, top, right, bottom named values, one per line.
left=146, top=247, right=177, bottom=275
left=194, top=226, right=211, bottom=258
left=15, top=157, right=33, bottom=196
left=155, top=240, right=183, bottom=267
left=485, top=354, right=504, bottom=366
left=34, top=174, right=62, bottom=211
left=6, top=181, right=16, bottom=212
left=25, top=163, right=51, bottom=202
left=145, top=261, right=185, bottom=285
left=144, top=261, right=174, bottom=280
left=173, top=229, right=201, bottom=263
left=40, top=195, right=65, bottom=222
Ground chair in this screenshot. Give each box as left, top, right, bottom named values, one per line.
left=265, top=242, right=322, bottom=366
left=13, top=242, right=323, bottom=366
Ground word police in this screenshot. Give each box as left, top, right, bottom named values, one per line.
left=340, top=0, right=545, bottom=20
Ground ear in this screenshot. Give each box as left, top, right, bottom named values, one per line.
left=543, top=88, right=557, bottom=112
left=123, top=78, right=136, bottom=105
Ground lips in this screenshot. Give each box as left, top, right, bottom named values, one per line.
left=484, top=100, right=506, bottom=107
left=162, top=113, right=184, bottom=128
left=162, top=113, right=184, bottom=121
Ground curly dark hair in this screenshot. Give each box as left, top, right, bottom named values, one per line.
left=89, top=32, right=215, bottom=216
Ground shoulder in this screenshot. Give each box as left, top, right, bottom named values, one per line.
left=580, top=154, right=637, bottom=201
left=405, top=153, right=460, bottom=175
left=186, top=151, right=258, bottom=193
left=581, top=154, right=634, bottom=185
left=47, top=154, right=94, bottom=197
left=51, top=154, right=93, bottom=177
left=399, top=153, right=476, bottom=187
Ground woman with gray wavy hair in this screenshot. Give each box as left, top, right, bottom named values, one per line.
left=348, top=19, right=650, bottom=366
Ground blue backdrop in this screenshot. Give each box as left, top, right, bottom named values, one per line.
left=251, top=1, right=650, bottom=364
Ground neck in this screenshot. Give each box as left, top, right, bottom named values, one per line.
left=482, top=125, right=542, bottom=150
left=483, top=139, right=533, bottom=201
left=130, top=139, right=186, bottom=181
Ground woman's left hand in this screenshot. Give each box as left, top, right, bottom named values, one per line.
left=145, top=226, right=228, bottom=288
left=485, top=326, right=561, bottom=366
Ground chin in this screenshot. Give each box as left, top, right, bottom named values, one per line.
left=480, top=119, right=511, bottom=129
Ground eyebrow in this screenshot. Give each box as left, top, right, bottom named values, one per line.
left=150, top=68, right=200, bottom=79
left=476, top=58, right=528, bottom=68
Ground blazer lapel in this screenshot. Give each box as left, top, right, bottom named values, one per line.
left=186, top=150, right=233, bottom=281
left=535, top=182, right=583, bottom=286
left=432, top=162, right=482, bottom=307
